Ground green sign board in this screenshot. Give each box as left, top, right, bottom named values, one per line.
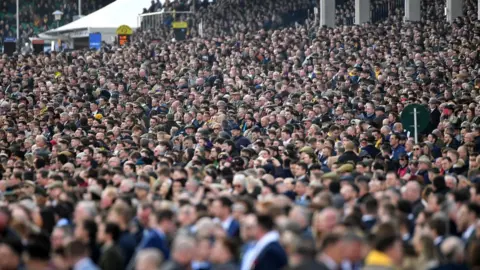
left=400, top=104, right=430, bottom=142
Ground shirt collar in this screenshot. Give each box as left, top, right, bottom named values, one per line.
left=462, top=224, right=476, bottom=240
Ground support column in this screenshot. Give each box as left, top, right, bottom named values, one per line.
left=405, top=0, right=421, bottom=21
left=446, top=0, right=463, bottom=23
left=355, top=0, right=371, bottom=25
left=320, top=0, right=335, bottom=27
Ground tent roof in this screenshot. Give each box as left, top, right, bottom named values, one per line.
left=46, top=0, right=153, bottom=34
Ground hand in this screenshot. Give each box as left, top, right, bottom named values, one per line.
left=272, top=158, right=281, bottom=167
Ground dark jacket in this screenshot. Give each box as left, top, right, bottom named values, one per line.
left=431, top=263, right=469, bottom=270
left=362, top=145, right=381, bottom=158
left=226, top=220, right=240, bottom=239
left=162, top=261, right=188, bottom=270
left=212, top=262, right=238, bottom=270
left=252, top=242, right=288, bottom=270
left=337, top=151, right=360, bottom=165
left=137, top=229, right=170, bottom=260
left=234, top=135, right=251, bottom=150
left=288, top=259, right=329, bottom=270
left=99, top=244, right=125, bottom=270
left=412, top=199, right=425, bottom=218
left=118, top=231, right=137, bottom=268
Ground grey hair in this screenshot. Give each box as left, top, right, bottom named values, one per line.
left=135, top=248, right=164, bottom=268
left=77, top=200, right=98, bottom=218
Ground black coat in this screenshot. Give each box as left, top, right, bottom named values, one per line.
left=362, top=145, right=381, bottom=159
left=252, top=242, right=288, bottom=270
left=99, top=244, right=125, bottom=270
left=337, top=151, right=360, bottom=165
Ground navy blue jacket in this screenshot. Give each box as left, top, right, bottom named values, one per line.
left=226, top=220, right=240, bottom=239
left=137, top=229, right=170, bottom=260
left=118, top=231, right=137, bottom=268
left=252, top=242, right=288, bottom=270
left=234, top=136, right=251, bottom=150
left=362, top=145, right=380, bottom=158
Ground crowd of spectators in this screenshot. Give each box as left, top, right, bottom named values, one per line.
left=0, top=0, right=480, bottom=270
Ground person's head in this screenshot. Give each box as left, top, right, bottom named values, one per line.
left=0, top=237, right=23, bottom=270
left=428, top=215, right=448, bottom=238
left=65, top=240, right=90, bottom=266
left=241, top=213, right=258, bottom=242
left=74, top=219, right=97, bottom=245
left=25, top=232, right=51, bottom=264
left=373, top=222, right=403, bottom=265
left=427, top=193, right=445, bottom=213
left=135, top=248, right=164, bottom=270
left=210, top=237, right=237, bottom=264
left=212, top=196, right=233, bottom=220
left=98, top=222, right=122, bottom=245
left=403, top=181, right=421, bottom=203
left=51, top=226, right=72, bottom=250
left=107, top=202, right=133, bottom=230
left=74, top=201, right=97, bottom=225
left=170, top=236, right=196, bottom=266
left=255, top=214, right=275, bottom=239
left=456, top=203, right=480, bottom=232
left=441, top=236, right=466, bottom=264
left=389, top=133, right=400, bottom=147
left=177, top=204, right=197, bottom=227
left=149, top=209, right=176, bottom=234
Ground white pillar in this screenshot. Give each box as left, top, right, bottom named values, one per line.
left=320, top=0, right=335, bottom=27
left=405, top=0, right=421, bottom=21
left=16, top=0, right=19, bottom=41
left=446, top=0, right=463, bottom=23
left=478, top=0, right=480, bottom=20
left=355, top=0, right=371, bottom=25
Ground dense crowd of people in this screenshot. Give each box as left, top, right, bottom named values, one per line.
left=1, top=0, right=480, bottom=270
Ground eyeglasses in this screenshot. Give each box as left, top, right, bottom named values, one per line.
left=413, top=148, right=420, bottom=151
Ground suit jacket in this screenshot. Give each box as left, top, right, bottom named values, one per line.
left=138, top=229, right=170, bottom=260
left=362, top=216, right=377, bottom=232
left=426, top=108, right=441, bottom=135
left=362, top=145, right=380, bottom=159
left=226, top=219, right=240, bottom=239
left=252, top=242, right=288, bottom=270
left=99, top=244, right=125, bottom=270
left=118, top=231, right=137, bottom=268
left=337, top=151, right=360, bottom=165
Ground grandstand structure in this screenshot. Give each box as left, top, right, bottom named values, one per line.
left=138, top=0, right=475, bottom=41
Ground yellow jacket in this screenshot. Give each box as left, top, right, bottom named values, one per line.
left=363, top=250, right=395, bottom=270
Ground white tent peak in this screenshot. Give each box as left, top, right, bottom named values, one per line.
left=46, top=0, right=153, bottom=34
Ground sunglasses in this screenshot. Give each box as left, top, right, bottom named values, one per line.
left=413, top=148, right=420, bottom=150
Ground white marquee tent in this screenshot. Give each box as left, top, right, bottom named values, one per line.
left=39, top=0, right=154, bottom=46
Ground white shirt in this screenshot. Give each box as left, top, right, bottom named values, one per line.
left=319, top=253, right=338, bottom=270
left=242, top=231, right=280, bottom=270
left=434, top=236, right=444, bottom=246
left=462, top=224, right=475, bottom=241
left=221, top=216, right=234, bottom=232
